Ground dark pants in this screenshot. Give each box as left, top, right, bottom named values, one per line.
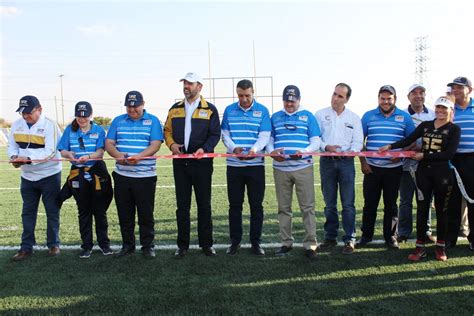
left=415, top=163, right=453, bottom=243
left=173, top=159, right=213, bottom=249
left=112, top=172, right=157, bottom=250
left=70, top=169, right=111, bottom=250
left=361, top=165, right=402, bottom=242
left=227, top=166, right=265, bottom=246
left=447, top=154, right=474, bottom=244
left=20, top=172, right=61, bottom=252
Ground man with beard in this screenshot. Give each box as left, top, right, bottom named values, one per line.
left=164, top=72, right=221, bottom=257
left=358, top=85, right=415, bottom=249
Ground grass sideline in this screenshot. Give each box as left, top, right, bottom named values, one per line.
left=0, top=145, right=473, bottom=314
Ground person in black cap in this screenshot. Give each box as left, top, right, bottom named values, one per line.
left=358, top=85, right=415, bottom=249
left=105, top=91, right=163, bottom=259
left=57, top=101, right=113, bottom=259
left=8, top=95, right=62, bottom=261
left=164, top=72, right=221, bottom=258
left=446, top=76, right=474, bottom=251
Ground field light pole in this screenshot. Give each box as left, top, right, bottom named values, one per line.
left=59, top=74, right=65, bottom=127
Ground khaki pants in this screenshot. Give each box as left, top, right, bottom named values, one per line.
left=273, top=166, right=317, bottom=250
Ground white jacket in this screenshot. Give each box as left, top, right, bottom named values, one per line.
left=8, top=114, right=62, bottom=181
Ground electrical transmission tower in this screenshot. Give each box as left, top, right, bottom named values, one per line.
left=414, top=36, right=428, bottom=85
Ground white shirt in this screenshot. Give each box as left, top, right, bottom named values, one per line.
left=315, top=106, right=363, bottom=152
left=184, top=97, right=201, bottom=151
left=8, top=114, right=62, bottom=181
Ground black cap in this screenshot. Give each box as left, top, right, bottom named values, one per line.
left=16, top=95, right=40, bottom=114
left=283, top=85, right=301, bottom=101
left=124, top=91, right=144, bottom=107
left=447, top=76, right=472, bottom=88
left=75, top=101, right=93, bottom=117
left=379, top=85, right=396, bottom=96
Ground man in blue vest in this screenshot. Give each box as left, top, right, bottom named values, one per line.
left=358, top=85, right=415, bottom=249
left=221, top=79, right=271, bottom=256
left=105, top=91, right=163, bottom=258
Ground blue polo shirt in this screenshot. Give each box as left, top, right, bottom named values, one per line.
left=361, top=106, right=415, bottom=168
left=58, top=122, right=106, bottom=168
left=106, top=110, right=163, bottom=178
left=270, top=109, right=321, bottom=171
left=221, top=101, right=271, bottom=167
left=453, top=98, right=474, bottom=153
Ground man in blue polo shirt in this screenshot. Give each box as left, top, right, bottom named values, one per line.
left=446, top=76, right=474, bottom=250
left=221, top=79, right=271, bottom=256
left=267, top=85, right=321, bottom=259
left=358, top=85, right=415, bottom=249
left=105, top=91, right=163, bottom=258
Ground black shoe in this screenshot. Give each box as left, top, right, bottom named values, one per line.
left=79, top=249, right=91, bottom=259
left=142, top=248, right=155, bottom=258
left=305, top=249, right=317, bottom=259
left=386, top=239, right=399, bottom=249
left=174, top=248, right=187, bottom=258
left=114, top=247, right=135, bottom=258
left=226, top=243, right=240, bottom=255
left=202, top=247, right=216, bottom=257
left=356, top=237, right=373, bottom=248
left=275, top=246, right=292, bottom=256
left=100, top=246, right=114, bottom=256
left=319, top=239, right=337, bottom=250
left=250, top=244, right=265, bottom=256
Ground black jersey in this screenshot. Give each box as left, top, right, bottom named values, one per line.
left=391, top=120, right=460, bottom=163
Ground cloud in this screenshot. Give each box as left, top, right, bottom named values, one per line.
left=0, top=6, right=22, bottom=16
left=76, top=24, right=115, bottom=36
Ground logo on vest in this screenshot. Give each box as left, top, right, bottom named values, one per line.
left=143, top=120, right=152, bottom=125
left=198, top=110, right=208, bottom=118
left=395, top=115, right=404, bottom=122
left=253, top=111, right=262, bottom=118
left=299, top=115, right=308, bottom=122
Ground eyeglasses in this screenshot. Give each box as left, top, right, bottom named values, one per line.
left=284, top=124, right=297, bottom=131
left=78, top=137, right=85, bottom=150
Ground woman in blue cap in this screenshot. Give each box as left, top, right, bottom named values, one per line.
left=58, top=101, right=113, bottom=258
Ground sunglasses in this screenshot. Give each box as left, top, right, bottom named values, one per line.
left=78, top=137, right=85, bottom=150
left=284, top=124, right=297, bottom=131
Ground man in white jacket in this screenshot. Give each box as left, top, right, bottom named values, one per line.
left=8, top=95, right=62, bottom=261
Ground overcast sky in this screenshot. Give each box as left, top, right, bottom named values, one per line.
left=1, top=0, right=473, bottom=124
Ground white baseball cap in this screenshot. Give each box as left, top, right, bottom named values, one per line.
left=408, top=83, right=426, bottom=94
left=180, top=72, right=202, bottom=84
left=434, top=96, right=454, bottom=108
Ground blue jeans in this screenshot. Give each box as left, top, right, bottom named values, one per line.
left=398, top=171, right=432, bottom=238
left=320, top=157, right=356, bottom=243
left=20, top=172, right=61, bottom=252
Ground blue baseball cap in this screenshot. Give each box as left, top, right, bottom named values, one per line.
left=124, top=91, right=144, bottom=107
left=75, top=101, right=93, bottom=117
left=447, top=76, right=472, bottom=88
left=283, top=85, right=301, bottom=101
left=16, top=95, right=40, bottom=114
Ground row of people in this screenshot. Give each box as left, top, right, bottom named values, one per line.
left=7, top=73, right=473, bottom=262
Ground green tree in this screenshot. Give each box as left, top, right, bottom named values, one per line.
left=93, top=116, right=112, bottom=127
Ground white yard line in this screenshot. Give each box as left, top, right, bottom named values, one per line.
left=0, top=240, right=397, bottom=251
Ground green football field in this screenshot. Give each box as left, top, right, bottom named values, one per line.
left=0, top=144, right=472, bottom=314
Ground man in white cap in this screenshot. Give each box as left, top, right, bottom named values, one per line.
left=397, top=84, right=435, bottom=243
left=164, top=72, right=221, bottom=257
left=8, top=95, right=62, bottom=261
